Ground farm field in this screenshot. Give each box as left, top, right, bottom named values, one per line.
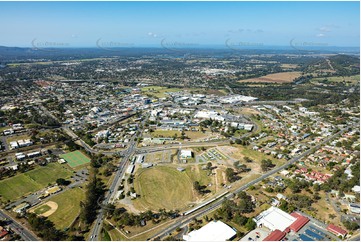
left=47, top=187, right=86, bottom=230
left=133, top=165, right=213, bottom=211
left=0, top=163, right=72, bottom=201
left=238, top=71, right=302, bottom=83
left=59, top=150, right=91, bottom=168
left=312, top=75, right=360, bottom=84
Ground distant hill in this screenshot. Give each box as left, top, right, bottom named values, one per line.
left=304, top=54, right=360, bottom=76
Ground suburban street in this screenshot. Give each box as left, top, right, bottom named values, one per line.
left=149, top=127, right=351, bottom=240
left=0, top=209, right=38, bottom=241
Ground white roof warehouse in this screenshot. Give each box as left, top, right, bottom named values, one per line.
left=183, top=220, right=236, bottom=241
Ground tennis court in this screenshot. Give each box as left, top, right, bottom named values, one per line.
left=299, top=234, right=314, bottom=241
left=59, top=150, right=91, bottom=168
left=305, top=229, right=324, bottom=240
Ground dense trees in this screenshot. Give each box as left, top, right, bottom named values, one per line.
left=56, top=178, right=70, bottom=186
left=28, top=213, right=65, bottom=240
left=215, top=192, right=255, bottom=232
left=225, top=168, right=239, bottom=183
left=261, top=159, right=275, bottom=172
left=79, top=175, right=106, bottom=225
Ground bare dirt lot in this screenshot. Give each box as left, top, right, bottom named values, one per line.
left=238, top=71, right=302, bottom=83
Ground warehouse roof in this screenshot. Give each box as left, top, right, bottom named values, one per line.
left=183, top=221, right=236, bottom=241
left=254, top=206, right=296, bottom=232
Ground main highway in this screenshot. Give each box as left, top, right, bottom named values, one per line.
left=89, top=114, right=148, bottom=241
left=149, top=127, right=350, bottom=240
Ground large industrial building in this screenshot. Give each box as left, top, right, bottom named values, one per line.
left=183, top=220, right=236, bottom=241
left=254, top=206, right=297, bottom=231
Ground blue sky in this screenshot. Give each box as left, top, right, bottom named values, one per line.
left=0, top=1, right=359, bottom=48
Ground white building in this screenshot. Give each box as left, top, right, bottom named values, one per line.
left=180, top=150, right=193, bottom=159
left=253, top=206, right=296, bottom=232
left=183, top=220, right=236, bottom=241
left=126, top=165, right=135, bottom=174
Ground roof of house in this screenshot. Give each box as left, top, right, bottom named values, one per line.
left=327, top=224, right=347, bottom=235
left=263, top=229, right=286, bottom=241
left=289, top=212, right=310, bottom=232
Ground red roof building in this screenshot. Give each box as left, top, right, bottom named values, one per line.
left=263, top=230, right=286, bottom=241
left=0, top=229, right=8, bottom=238
left=289, top=212, right=310, bottom=232
left=327, top=224, right=347, bottom=237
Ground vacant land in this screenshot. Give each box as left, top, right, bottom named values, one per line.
left=6, top=134, right=31, bottom=144
left=47, top=188, right=85, bottom=229
left=141, top=86, right=182, bottom=98
left=184, top=131, right=210, bottom=140
left=239, top=71, right=302, bottom=83
left=0, top=163, right=72, bottom=201
left=59, top=150, right=91, bottom=168
left=133, top=166, right=193, bottom=210
left=133, top=166, right=195, bottom=211
left=150, top=130, right=180, bottom=138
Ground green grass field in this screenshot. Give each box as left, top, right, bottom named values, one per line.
left=34, top=204, right=51, bottom=215
left=0, top=163, right=72, bottom=202
left=133, top=166, right=194, bottom=211
left=59, top=150, right=91, bottom=168
left=133, top=165, right=215, bottom=211
left=47, top=188, right=85, bottom=230
left=150, top=130, right=181, bottom=138
left=312, top=75, right=360, bottom=84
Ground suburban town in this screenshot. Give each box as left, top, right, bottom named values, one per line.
left=0, top=1, right=360, bottom=242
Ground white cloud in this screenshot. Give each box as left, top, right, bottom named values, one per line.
left=316, top=33, right=325, bottom=37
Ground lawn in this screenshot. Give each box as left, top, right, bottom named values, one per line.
left=26, top=163, right=73, bottom=187
left=34, top=204, right=51, bottom=215
left=0, top=126, right=10, bottom=132
left=150, top=130, right=180, bottom=138
left=59, top=150, right=91, bottom=168
left=133, top=166, right=194, bottom=211
left=240, top=147, right=284, bottom=167
left=6, top=134, right=31, bottom=144
left=47, top=187, right=86, bottom=230
left=101, top=229, right=111, bottom=241
left=0, top=163, right=72, bottom=202
left=184, top=131, right=209, bottom=140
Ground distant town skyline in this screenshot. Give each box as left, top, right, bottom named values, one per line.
left=0, top=1, right=359, bottom=48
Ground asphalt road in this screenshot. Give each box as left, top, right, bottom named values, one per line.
left=150, top=127, right=349, bottom=240
left=0, top=209, right=38, bottom=241
left=89, top=115, right=148, bottom=241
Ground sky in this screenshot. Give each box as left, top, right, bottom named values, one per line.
left=0, top=1, right=359, bottom=48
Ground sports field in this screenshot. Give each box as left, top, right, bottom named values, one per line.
left=0, top=163, right=72, bottom=201
left=59, top=150, right=91, bottom=168
left=47, top=188, right=86, bottom=230
left=33, top=204, right=51, bottom=215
